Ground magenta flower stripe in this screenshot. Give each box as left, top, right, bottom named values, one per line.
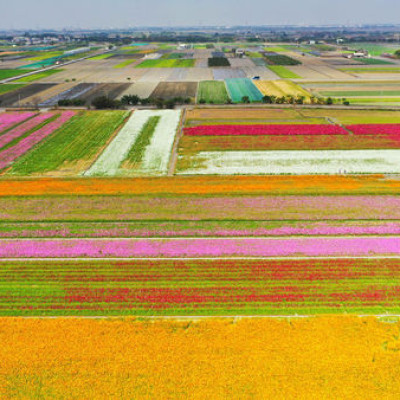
left=0, top=111, right=76, bottom=170
left=1, top=237, right=400, bottom=258
left=347, top=124, right=400, bottom=136
left=184, top=124, right=348, bottom=136
left=0, top=112, right=36, bottom=133
left=0, top=113, right=55, bottom=150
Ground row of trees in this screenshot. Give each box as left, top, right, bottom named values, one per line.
left=199, top=95, right=350, bottom=106
left=89, top=95, right=192, bottom=110
left=57, top=94, right=350, bottom=109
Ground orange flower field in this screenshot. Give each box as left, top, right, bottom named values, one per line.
left=1, top=175, right=400, bottom=196
left=1, top=317, right=400, bottom=399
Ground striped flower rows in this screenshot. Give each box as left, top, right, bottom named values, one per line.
left=0, top=112, right=35, bottom=133
left=1, top=237, right=400, bottom=258
left=0, top=111, right=75, bottom=170
left=0, top=112, right=55, bottom=150
left=1, top=259, right=400, bottom=315
left=184, top=124, right=348, bottom=136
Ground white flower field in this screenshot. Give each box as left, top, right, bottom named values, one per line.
left=176, top=149, right=400, bottom=175
left=85, top=110, right=181, bottom=176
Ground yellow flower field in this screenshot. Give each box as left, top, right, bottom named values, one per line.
left=255, top=80, right=311, bottom=101
left=1, top=316, right=400, bottom=399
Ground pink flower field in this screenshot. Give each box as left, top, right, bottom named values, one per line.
left=0, top=112, right=55, bottom=150
left=347, top=124, right=400, bottom=136
left=184, top=124, right=348, bottom=136
left=1, top=237, right=400, bottom=258
left=0, top=112, right=36, bottom=133
left=0, top=111, right=75, bottom=170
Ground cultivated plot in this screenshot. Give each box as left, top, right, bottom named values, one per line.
left=213, top=68, right=246, bottom=80
left=4, top=111, right=128, bottom=177
left=225, top=78, right=264, bottom=102
left=197, top=81, right=230, bottom=104
left=85, top=110, right=181, bottom=177
left=177, top=149, right=400, bottom=175
left=150, top=82, right=198, bottom=99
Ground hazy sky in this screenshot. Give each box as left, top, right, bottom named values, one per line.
left=4, top=0, right=400, bottom=29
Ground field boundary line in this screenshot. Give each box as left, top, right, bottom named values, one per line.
left=81, top=110, right=132, bottom=174
left=9, top=315, right=400, bottom=320
left=2, top=235, right=400, bottom=240
left=2, top=256, right=400, bottom=261
left=167, top=108, right=186, bottom=176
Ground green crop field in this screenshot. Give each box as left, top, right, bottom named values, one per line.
left=89, top=53, right=114, bottom=60
left=0, top=84, right=26, bottom=95
left=268, top=65, right=301, bottom=78
left=263, top=46, right=288, bottom=52
left=225, top=78, right=263, bottom=103
left=124, top=116, right=160, bottom=166
left=114, top=60, right=136, bottom=68
left=13, top=70, right=62, bottom=83
left=0, top=69, right=31, bottom=80
left=252, top=58, right=266, bottom=66
left=28, top=51, right=64, bottom=61
left=319, top=90, right=400, bottom=97
left=247, top=52, right=263, bottom=58
left=264, top=54, right=301, bottom=66
left=358, top=58, right=394, bottom=65
left=135, top=59, right=195, bottom=68
left=340, top=67, right=400, bottom=73
left=347, top=98, right=400, bottom=104
left=348, top=43, right=398, bottom=56
left=6, top=111, right=129, bottom=176
left=163, top=53, right=187, bottom=59
left=197, top=81, right=230, bottom=104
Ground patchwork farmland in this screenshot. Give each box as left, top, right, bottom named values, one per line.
left=2, top=39, right=400, bottom=398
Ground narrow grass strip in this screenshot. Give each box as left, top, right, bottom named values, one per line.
left=124, top=116, right=160, bottom=164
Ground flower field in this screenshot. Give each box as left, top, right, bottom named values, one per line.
left=0, top=112, right=54, bottom=150
left=177, top=149, right=400, bottom=175
left=2, top=236, right=400, bottom=259
left=1, top=258, right=400, bottom=315
left=179, top=117, right=400, bottom=174
left=4, top=111, right=128, bottom=176
left=1, top=317, right=400, bottom=399
left=184, top=124, right=347, bottom=136
left=347, top=124, right=400, bottom=135
left=179, top=133, right=400, bottom=151
left=1, top=195, right=399, bottom=221
left=255, top=79, right=311, bottom=99
left=85, top=110, right=181, bottom=176
left=2, top=220, right=400, bottom=238
left=1, top=176, right=400, bottom=195
left=0, top=112, right=35, bottom=133
left=2, top=107, right=400, bottom=396
left=0, top=111, right=75, bottom=171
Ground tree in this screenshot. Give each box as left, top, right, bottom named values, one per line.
left=121, top=95, right=140, bottom=106
left=262, top=95, right=273, bottom=104
left=154, top=98, right=165, bottom=109
left=92, top=96, right=122, bottom=109
left=165, top=99, right=176, bottom=109
left=326, top=97, right=333, bottom=105
left=140, top=97, right=151, bottom=105
left=242, top=96, right=250, bottom=104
